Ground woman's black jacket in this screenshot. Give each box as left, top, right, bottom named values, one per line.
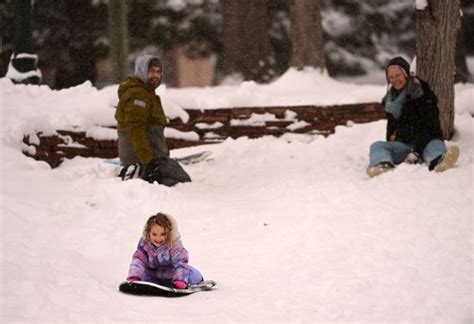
left=383, top=77, right=444, bottom=155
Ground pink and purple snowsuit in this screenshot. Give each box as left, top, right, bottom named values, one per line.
left=127, top=237, right=202, bottom=286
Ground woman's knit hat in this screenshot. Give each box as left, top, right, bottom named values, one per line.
left=386, top=56, right=410, bottom=80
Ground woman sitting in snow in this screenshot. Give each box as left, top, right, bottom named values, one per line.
left=126, top=212, right=203, bottom=289
left=366, top=56, right=460, bottom=178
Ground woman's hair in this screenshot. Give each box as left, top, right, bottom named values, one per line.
left=143, top=212, right=174, bottom=247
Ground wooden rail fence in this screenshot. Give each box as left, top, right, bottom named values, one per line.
left=22, top=102, right=384, bottom=168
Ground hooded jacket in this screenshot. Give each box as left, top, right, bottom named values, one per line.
left=127, top=236, right=191, bottom=284
left=115, top=55, right=167, bottom=165
left=383, top=76, right=444, bottom=154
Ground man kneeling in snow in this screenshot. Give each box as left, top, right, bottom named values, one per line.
left=114, top=54, right=191, bottom=186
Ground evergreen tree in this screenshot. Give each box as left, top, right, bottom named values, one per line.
left=31, top=0, right=107, bottom=89
left=322, top=0, right=416, bottom=75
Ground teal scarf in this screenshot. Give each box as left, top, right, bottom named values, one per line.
left=383, top=80, right=411, bottom=119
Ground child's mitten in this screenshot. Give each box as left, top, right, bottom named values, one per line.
left=173, top=280, right=187, bottom=289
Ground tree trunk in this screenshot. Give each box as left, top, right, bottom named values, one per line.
left=11, top=0, right=41, bottom=84
left=108, top=0, right=129, bottom=84
left=289, top=0, right=326, bottom=71
left=416, top=0, right=461, bottom=140
left=220, top=0, right=272, bottom=82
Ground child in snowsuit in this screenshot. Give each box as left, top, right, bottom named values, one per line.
left=127, top=212, right=203, bottom=289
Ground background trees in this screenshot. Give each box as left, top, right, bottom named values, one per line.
left=455, top=0, right=473, bottom=83
left=28, top=0, right=106, bottom=89
left=220, top=0, right=273, bottom=82
left=1, top=0, right=473, bottom=91
left=321, top=0, right=416, bottom=75
left=9, top=0, right=41, bottom=85
left=121, top=0, right=222, bottom=87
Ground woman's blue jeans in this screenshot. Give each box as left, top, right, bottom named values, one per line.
left=368, top=139, right=446, bottom=167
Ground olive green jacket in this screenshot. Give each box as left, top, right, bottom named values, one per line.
left=115, top=76, right=167, bottom=164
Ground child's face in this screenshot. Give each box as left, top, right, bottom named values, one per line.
left=149, top=224, right=167, bottom=247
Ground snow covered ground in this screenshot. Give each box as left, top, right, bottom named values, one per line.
left=0, top=67, right=473, bottom=323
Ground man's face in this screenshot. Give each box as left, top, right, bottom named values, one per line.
left=147, top=66, right=162, bottom=89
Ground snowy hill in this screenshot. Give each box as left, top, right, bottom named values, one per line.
left=0, top=69, right=473, bottom=323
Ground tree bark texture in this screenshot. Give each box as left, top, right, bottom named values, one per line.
left=289, top=0, right=326, bottom=71
left=416, top=0, right=461, bottom=139
left=108, top=0, right=129, bottom=83
left=220, top=0, right=272, bottom=82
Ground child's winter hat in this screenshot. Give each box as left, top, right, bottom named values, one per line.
left=386, top=56, right=410, bottom=79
